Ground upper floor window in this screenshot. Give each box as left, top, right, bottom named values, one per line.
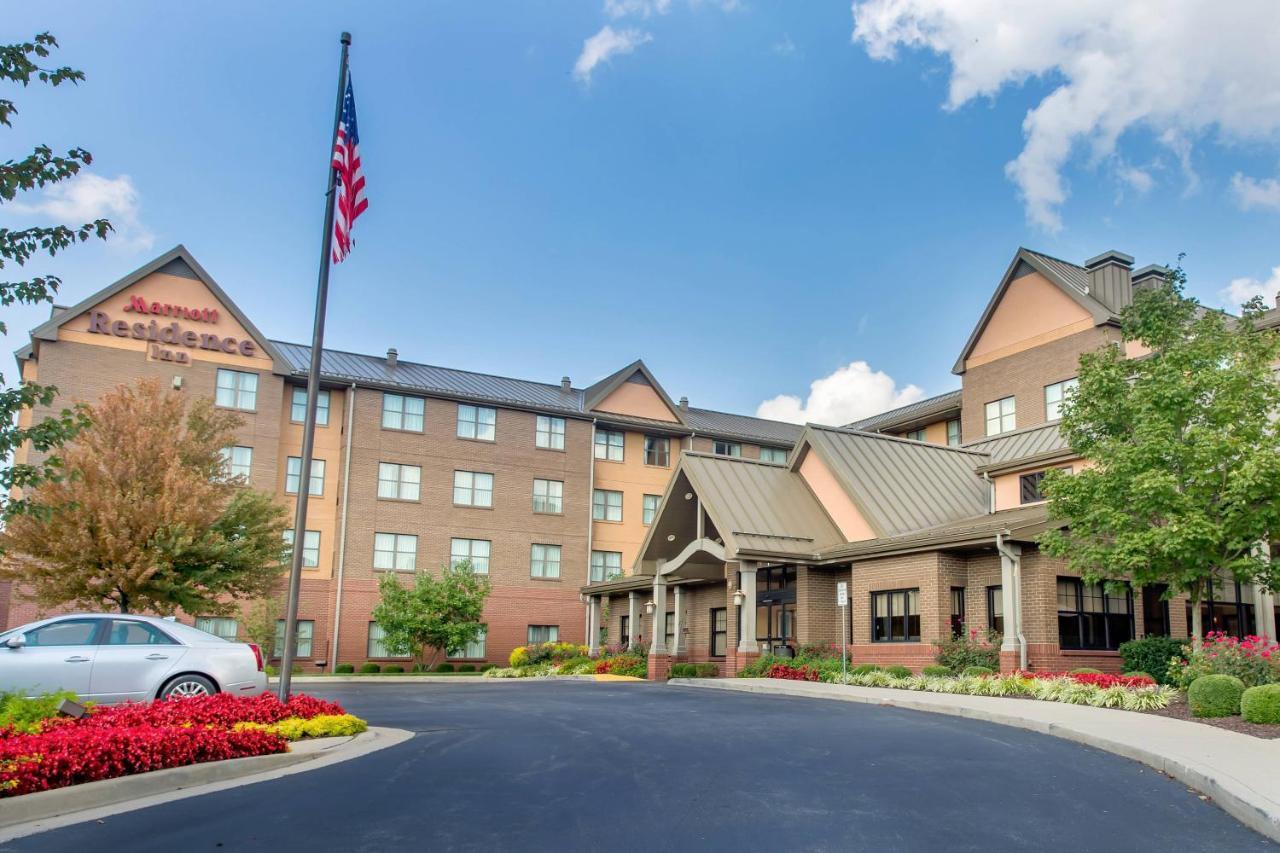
left=215, top=369, right=257, bottom=411
left=644, top=435, right=670, bottom=467
left=377, top=462, right=421, bottom=501
left=593, top=489, right=622, bottom=522
left=904, top=429, right=926, bottom=442
left=382, top=393, right=425, bottom=432
left=373, top=532, right=417, bottom=571
left=532, top=478, right=564, bottom=514
left=453, top=470, right=494, bottom=507
left=595, top=429, right=624, bottom=461
left=1044, top=378, right=1079, bottom=421
left=536, top=415, right=565, bottom=450
left=457, top=404, right=496, bottom=441
left=450, top=538, right=491, bottom=574
left=285, top=457, right=324, bottom=495
left=589, top=550, right=622, bottom=582
left=291, top=387, right=330, bottom=426
left=220, top=445, right=253, bottom=481
left=984, top=396, right=1016, bottom=436
left=714, top=441, right=741, bottom=458
left=946, top=419, right=961, bottom=447
left=283, top=529, right=321, bottom=568
left=1020, top=466, right=1071, bottom=505
left=642, top=494, right=661, bottom=525
left=530, top=544, right=561, bottom=579
left=759, top=446, right=787, bottom=464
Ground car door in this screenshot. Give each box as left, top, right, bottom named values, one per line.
left=88, top=619, right=188, bottom=703
left=0, top=618, right=102, bottom=698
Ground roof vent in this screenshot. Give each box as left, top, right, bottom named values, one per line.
left=678, top=396, right=689, bottom=412
left=1131, top=264, right=1171, bottom=294
left=561, top=376, right=571, bottom=392
left=1084, top=250, right=1135, bottom=313
left=386, top=347, right=398, bottom=367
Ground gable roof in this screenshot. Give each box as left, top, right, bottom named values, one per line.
left=964, top=421, right=1073, bottom=474
left=683, top=406, right=803, bottom=445
left=845, top=389, right=962, bottom=433
left=581, top=359, right=684, bottom=423
left=952, top=247, right=1117, bottom=375
left=816, top=503, right=1056, bottom=562
left=23, top=245, right=292, bottom=375
left=795, top=425, right=990, bottom=538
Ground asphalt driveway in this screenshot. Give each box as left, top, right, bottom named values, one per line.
left=9, top=681, right=1276, bottom=852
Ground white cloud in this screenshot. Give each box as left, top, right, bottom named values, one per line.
left=605, top=0, right=672, bottom=18
left=772, top=34, right=797, bottom=57
left=1231, top=173, right=1280, bottom=211
left=1115, top=162, right=1154, bottom=195
left=1220, top=266, right=1280, bottom=310
left=851, top=0, right=1280, bottom=231
left=756, top=360, right=924, bottom=426
left=13, top=173, right=154, bottom=252
left=574, top=26, right=653, bottom=84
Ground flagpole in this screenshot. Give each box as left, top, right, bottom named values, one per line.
left=279, top=31, right=351, bottom=701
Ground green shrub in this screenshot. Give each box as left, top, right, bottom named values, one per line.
left=335, top=663, right=355, bottom=674
left=1118, top=636, right=1186, bottom=685
left=694, top=663, right=719, bottom=678
left=1241, top=683, right=1280, bottom=724
left=478, top=663, right=497, bottom=672
left=670, top=663, right=695, bottom=677
left=933, top=629, right=1000, bottom=672
left=962, top=665, right=995, bottom=677
left=885, top=665, right=912, bottom=678
left=1188, top=674, right=1246, bottom=718
left=383, top=665, right=405, bottom=674
left=0, top=691, right=79, bottom=733
left=359, top=663, right=381, bottom=674
left=1069, top=667, right=1103, bottom=675
left=921, top=665, right=952, bottom=677
left=457, top=664, right=476, bottom=673
left=851, top=664, right=881, bottom=676
left=1169, top=633, right=1279, bottom=689
left=435, top=663, right=455, bottom=673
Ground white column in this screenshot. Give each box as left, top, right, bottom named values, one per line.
left=737, top=563, right=758, bottom=653
left=587, top=595, right=602, bottom=655
left=672, top=585, right=685, bottom=655
left=1256, top=584, right=1277, bottom=641
left=651, top=575, right=669, bottom=655
left=628, top=591, right=640, bottom=650
left=999, top=545, right=1021, bottom=655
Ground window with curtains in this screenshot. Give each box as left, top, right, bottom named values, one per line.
left=1058, top=577, right=1134, bottom=650
left=215, top=369, right=257, bottom=411
left=367, top=622, right=410, bottom=659
left=710, top=608, right=728, bottom=657
left=905, top=428, right=926, bottom=442
left=447, top=628, right=486, bottom=660
left=291, top=387, right=330, bottom=425
left=589, top=550, right=622, bottom=582
left=273, top=620, right=313, bottom=658
left=595, top=429, right=624, bottom=461
left=195, top=617, right=239, bottom=642
left=528, top=625, right=559, bottom=644
left=642, top=494, right=661, bottom=525
left=377, top=462, right=421, bottom=501
left=871, top=589, right=919, bottom=642
left=282, top=529, right=320, bottom=568
left=713, top=440, right=741, bottom=458
left=456, top=404, right=496, bottom=441
left=620, top=615, right=630, bottom=647
left=373, top=533, right=417, bottom=571
left=987, top=586, right=1004, bottom=634
left=530, top=544, right=561, bottom=579
left=453, top=471, right=494, bottom=507
left=950, top=587, right=966, bottom=637
left=946, top=419, right=961, bottom=446
left=644, top=435, right=670, bottom=466
left=536, top=415, right=565, bottom=450
left=381, top=392, right=425, bottom=432
left=450, top=538, right=490, bottom=574
left=532, top=478, right=563, bottom=514
left=592, top=489, right=622, bottom=522
left=285, top=457, right=325, bottom=495
left=759, top=446, right=787, bottom=464
left=665, top=612, right=675, bottom=649
left=220, top=445, right=253, bottom=481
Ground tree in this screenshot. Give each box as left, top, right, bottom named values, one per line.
left=1040, top=266, right=1280, bottom=643
left=1, top=34, right=112, bottom=521
left=241, top=594, right=283, bottom=660
left=371, top=562, right=490, bottom=668
left=0, top=378, right=290, bottom=614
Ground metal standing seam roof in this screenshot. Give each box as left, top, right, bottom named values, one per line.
left=844, top=389, right=963, bottom=432
left=802, top=426, right=991, bottom=538
left=963, top=422, right=1070, bottom=467
left=1022, top=249, right=1090, bottom=293
left=816, top=503, right=1056, bottom=561
left=683, top=407, right=804, bottom=445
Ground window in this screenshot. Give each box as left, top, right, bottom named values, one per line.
left=532, top=478, right=563, bottom=514
left=1186, top=574, right=1257, bottom=639
left=644, top=435, right=670, bottom=466
left=377, top=462, right=421, bottom=501
left=710, top=608, right=728, bottom=657
left=590, top=550, right=622, bottom=582
left=290, top=387, right=330, bottom=426
left=595, top=429, right=624, bottom=461
left=373, top=533, right=417, bottom=571
left=1045, top=378, right=1079, bottom=421
left=905, top=428, right=926, bottom=442
left=104, top=620, right=175, bottom=645
left=215, top=368, right=257, bottom=411
left=1142, top=583, right=1170, bottom=637
left=946, top=419, right=961, bottom=446
left=367, top=622, right=410, bottom=659
left=987, top=586, right=1004, bottom=634
left=528, top=625, right=559, bottom=644
left=274, top=620, right=314, bottom=658
left=282, top=529, right=321, bottom=568
left=759, top=446, right=787, bottom=464
left=220, top=445, right=253, bottom=480
left=22, top=619, right=99, bottom=647
left=536, top=415, right=565, bottom=450
left=448, top=628, right=486, bottom=660
left=454, top=471, right=494, bottom=507
left=381, top=393, right=425, bottom=431
left=1020, top=471, right=1047, bottom=504
left=285, top=457, right=325, bottom=495
left=985, top=396, right=1016, bottom=436
left=450, top=538, right=491, bottom=573
left=457, top=404, right=496, bottom=441
left=949, top=587, right=965, bottom=637
left=593, top=489, right=622, bottom=522
left=1057, top=577, right=1134, bottom=650
left=713, top=441, right=741, bottom=458
left=642, top=494, right=661, bottom=525
left=530, top=544, right=561, bottom=579
left=620, top=615, right=630, bottom=647
left=665, top=612, right=675, bottom=649
left=871, top=589, right=920, bottom=642
left=195, top=617, right=239, bottom=642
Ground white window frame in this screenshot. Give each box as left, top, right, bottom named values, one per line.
left=642, top=494, right=661, bottom=525
left=532, top=478, right=564, bottom=514
left=285, top=456, right=325, bottom=495
left=457, top=404, right=496, bottom=441
left=291, top=387, right=330, bottom=426
left=984, top=396, right=1016, bottom=436
left=215, top=369, right=258, bottom=411
left=592, top=488, right=623, bottom=522
left=381, top=392, right=425, bottom=432
left=536, top=415, right=565, bottom=450
left=1044, top=378, right=1079, bottom=421
left=450, top=538, right=491, bottom=574
left=373, top=532, right=418, bottom=571
left=530, top=544, right=561, bottom=579
left=595, top=429, right=624, bottom=461
left=590, top=550, right=622, bottom=582
left=282, top=529, right=321, bottom=568
left=377, top=462, right=422, bottom=501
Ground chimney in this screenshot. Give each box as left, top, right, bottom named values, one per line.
left=1084, top=250, right=1135, bottom=313
left=1131, top=264, right=1170, bottom=294
left=560, top=376, right=571, bottom=392
left=386, top=347, right=398, bottom=368
left=678, top=396, right=689, bottom=412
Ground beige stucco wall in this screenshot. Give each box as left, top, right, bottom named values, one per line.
left=992, top=458, right=1084, bottom=511
left=593, top=382, right=679, bottom=422
left=798, top=450, right=876, bottom=542
left=275, top=385, right=348, bottom=580
left=967, top=271, right=1094, bottom=370
left=592, top=429, right=679, bottom=576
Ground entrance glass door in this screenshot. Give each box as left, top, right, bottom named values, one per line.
left=756, top=566, right=797, bottom=655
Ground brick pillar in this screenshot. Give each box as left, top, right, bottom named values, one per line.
left=999, top=649, right=1020, bottom=674
left=647, top=653, right=672, bottom=680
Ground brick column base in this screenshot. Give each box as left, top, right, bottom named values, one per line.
left=647, top=653, right=672, bottom=681
left=999, top=649, right=1021, bottom=674
left=727, top=650, right=760, bottom=676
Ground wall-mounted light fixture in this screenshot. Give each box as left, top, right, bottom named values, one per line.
left=644, top=600, right=655, bottom=615
left=733, top=589, right=745, bottom=607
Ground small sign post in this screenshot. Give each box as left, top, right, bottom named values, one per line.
left=836, top=581, right=849, bottom=679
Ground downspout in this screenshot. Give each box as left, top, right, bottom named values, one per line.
left=328, top=383, right=357, bottom=672
left=995, top=531, right=1027, bottom=671
left=586, top=418, right=597, bottom=642
left=982, top=471, right=995, bottom=514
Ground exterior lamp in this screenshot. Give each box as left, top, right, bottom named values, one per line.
left=732, top=589, right=745, bottom=607
left=644, top=600, right=655, bottom=615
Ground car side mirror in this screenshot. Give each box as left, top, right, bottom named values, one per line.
left=4, top=634, right=26, bottom=649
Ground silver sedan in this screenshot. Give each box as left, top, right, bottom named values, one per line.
left=0, top=614, right=267, bottom=704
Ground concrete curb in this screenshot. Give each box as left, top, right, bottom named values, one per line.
left=670, top=678, right=1280, bottom=843
left=274, top=675, right=489, bottom=685
left=0, top=726, right=413, bottom=842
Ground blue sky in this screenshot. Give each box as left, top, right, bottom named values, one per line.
left=6, top=2, right=1280, bottom=424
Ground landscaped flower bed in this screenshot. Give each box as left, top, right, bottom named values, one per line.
left=484, top=646, right=648, bottom=678
left=0, top=692, right=364, bottom=798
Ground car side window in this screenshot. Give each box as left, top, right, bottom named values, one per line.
left=24, top=619, right=101, bottom=647
left=105, top=620, right=176, bottom=646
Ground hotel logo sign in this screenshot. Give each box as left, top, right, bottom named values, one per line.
left=86, top=295, right=256, bottom=365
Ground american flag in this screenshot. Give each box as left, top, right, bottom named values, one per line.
left=331, top=75, right=367, bottom=264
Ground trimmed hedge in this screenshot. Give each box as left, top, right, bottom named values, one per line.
left=884, top=665, right=913, bottom=679
left=334, top=664, right=355, bottom=674
left=1240, top=683, right=1280, bottom=724
left=1118, top=635, right=1186, bottom=685
left=478, top=664, right=497, bottom=672
left=694, top=663, right=719, bottom=678
left=1188, top=674, right=1245, bottom=718
left=962, top=665, right=995, bottom=677
left=359, top=663, right=381, bottom=674
left=435, top=663, right=455, bottom=673
left=921, top=665, right=952, bottom=677
left=382, top=665, right=404, bottom=674
left=457, top=664, right=476, bottom=673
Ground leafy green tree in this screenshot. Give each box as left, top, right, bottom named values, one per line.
left=1, top=33, right=112, bottom=521
left=1040, top=267, right=1280, bottom=642
left=372, top=562, right=491, bottom=668
left=241, top=595, right=283, bottom=660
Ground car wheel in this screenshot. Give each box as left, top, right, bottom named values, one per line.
left=159, top=674, right=217, bottom=700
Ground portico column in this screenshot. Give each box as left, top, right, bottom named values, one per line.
left=998, top=542, right=1023, bottom=672
left=1256, top=584, right=1277, bottom=641
left=650, top=575, right=669, bottom=656
left=737, top=563, right=758, bottom=653
left=587, top=595, right=602, bottom=656
left=628, top=591, right=640, bottom=651
left=672, top=585, right=685, bottom=656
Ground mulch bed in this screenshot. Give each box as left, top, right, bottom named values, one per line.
left=1144, top=694, right=1280, bottom=738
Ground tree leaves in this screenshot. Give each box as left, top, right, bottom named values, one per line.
left=371, top=563, right=491, bottom=667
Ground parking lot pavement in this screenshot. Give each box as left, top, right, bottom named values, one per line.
left=10, top=681, right=1277, bottom=852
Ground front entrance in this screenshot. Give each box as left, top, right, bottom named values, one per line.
left=756, top=566, right=796, bottom=655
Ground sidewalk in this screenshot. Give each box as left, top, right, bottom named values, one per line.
left=672, top=677, right=1280, bottom=843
